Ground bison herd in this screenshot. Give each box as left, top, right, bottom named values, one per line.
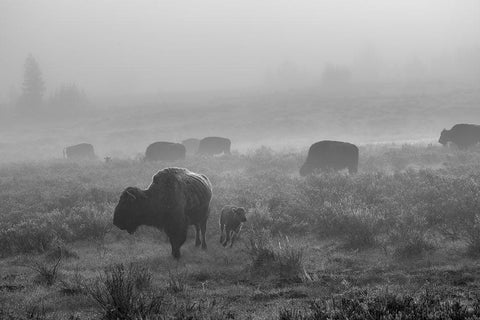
left=64, top=124, right=480, bottom=177
left=108, top=123, right=480, bottom=258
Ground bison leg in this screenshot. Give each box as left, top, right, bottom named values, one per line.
left=223, top=228, right=231, bottom=247
left=200, top=219, right=207, bottom=250
left=230, top=231, right=237, bottom=248
left=220, top=222, right=225, bottom=244
left=167, top=225, right=187, bottom=259
left=195, top=224, right=201, bottom=247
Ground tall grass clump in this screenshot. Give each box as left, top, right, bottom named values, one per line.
left=167, top=270, right=188, bottom=294
left=29, top=255, right=62, bottom=286
left=85, top=263, right=163, bottom=320
left=245, top=229, right=304, bottom=282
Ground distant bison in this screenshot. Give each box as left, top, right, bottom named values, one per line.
left=63, top=143, right=95, bottom=160
left=300, top=140, right=359, bottom=176
left=219, top=205, right=247, bottom=247
left=145, top=142, right=186, bottom=162
left=182, top=138, right=200, bottom=155
left=197, top=137, right=231, bottom=156
left=439, top=124, right=480, bottom=149
left=113, top=167, right=212, bottom=259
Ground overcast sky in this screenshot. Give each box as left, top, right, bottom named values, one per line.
left=1, top=0, right=479, bottom=99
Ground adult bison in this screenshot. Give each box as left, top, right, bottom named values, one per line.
left=300, top=140, right=359, bottom=176
left=182, top=138, right=200, bottom=155
left=63, top=143, right=95, bottom=160
left=439, top=124, right=480, bottom=149
left=113, top=167, right=212, bottom=259
left=145, top=142, right=186, bottom=161
left=197, top=137, right=231, bottom=156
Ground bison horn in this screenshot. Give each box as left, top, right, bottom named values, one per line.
left=126, top=190, right=137, bottom=200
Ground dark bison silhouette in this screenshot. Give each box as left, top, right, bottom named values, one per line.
left=439, top=124, right=480, bottom=149
left=63, top=143, right=95, bottom=160
left=182, top=138, right=200, bottom=155
left=219, top=205, right=247, bottom=247
left=113, top=167, right=212, bottom=259
left=145, top=142, right=186, bottom=162
left=197, top=137, right=231, bottom=156
left=300, top=140, right=359, bottom=176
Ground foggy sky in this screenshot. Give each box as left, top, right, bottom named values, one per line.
left=1, top=0, right=479, bottom=99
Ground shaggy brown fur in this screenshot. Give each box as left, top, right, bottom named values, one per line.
left=113, top=167, right=212, bottom=259
left=197, top=137, right=231, bottom=156
left=300, top=140, right=359, bottom=176
left=439, top=124, right=480, bottom=149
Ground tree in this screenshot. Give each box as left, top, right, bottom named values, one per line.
left=17, top=54, right=45, bottom=110
left=50, top=83, right=88, bottom=110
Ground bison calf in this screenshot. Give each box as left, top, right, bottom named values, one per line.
left=219, top=205, right=247, bottom=247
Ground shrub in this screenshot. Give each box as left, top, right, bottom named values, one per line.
left=278, top=289, right=480, bottom=320
left=29, top=256, right=62, bottom=286
left=58, top=273, right=85, bottom=296
left=0, top=219, right=56, bottom=255
left=85, top=263, right=163, bottom=320
left=246, top=230, right=304, bottom=282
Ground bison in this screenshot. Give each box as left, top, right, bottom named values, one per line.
left=63, top=143, right=96, bottom=160
left=300, top=140, right=359, bottom=176
left=113, top=167, right=212, bottom=259
left=182, top=138, right=200, bottom=155
left=145, top=142, right=186, bottom=162
left=439, top=124, right=480, bottom=149
left=219, top=205, right=247, bottom=247
left=197, top=137, right=231, bottom=156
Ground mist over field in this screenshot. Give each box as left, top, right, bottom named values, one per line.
left=1, top=0, right=479, bottom=162
left=2, top=2, right=480, bottom=319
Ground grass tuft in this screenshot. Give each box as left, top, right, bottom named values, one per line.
left=85, top=263, right=163, bottom=320
left=29, top=255, right=62, bottom=286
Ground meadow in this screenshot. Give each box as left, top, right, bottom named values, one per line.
left=1, top=144, right=480, bottom=319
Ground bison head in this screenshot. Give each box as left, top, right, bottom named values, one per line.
left=438, top=129, right=450, bottom=146
left=234, top=207, right=247, bottom=222
left=113, top=187, right=148, bottom=234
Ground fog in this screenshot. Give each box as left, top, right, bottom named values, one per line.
left=2, top=0, right=479, bottom=96
left=0, top=0, right=480, bottom=161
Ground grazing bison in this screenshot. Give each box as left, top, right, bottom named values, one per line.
left=145, top=142, right=186, bottom=162
left=439, top=124, right=480, bottom=149
left=300, top=140, right=359, bottom=176
left=182, top=138, right=200, bottom=155
left=113, top=167, right=212, bottom=259
left=219, top=205, right=247, bottom=247
left=63, top=143, right=95, bottom=160
left=197, top=137, right=231, bottom=156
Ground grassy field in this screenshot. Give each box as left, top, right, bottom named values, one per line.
left=1, top=144, right=480, bottom=319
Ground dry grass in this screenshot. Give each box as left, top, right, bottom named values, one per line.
left=1, top=145, right=480, bottom=318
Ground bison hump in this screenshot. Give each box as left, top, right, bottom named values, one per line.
left=151, top=167, right=212, bottom=209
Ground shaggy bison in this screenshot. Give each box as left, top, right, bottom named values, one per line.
left=63, top=143, right=95, bottom=160
left=197, top=137, right=231, bottom=156
left=439, top=124, right=480, bottom=149
left=145, top=142, right=186, bottom=162
left=182, top=138, right=200, bottom=155
left=219, top=205, right=247, bottom=247
left=300, top=140, right=359, bottom=176
left=113, top=167, right=212, bottom=259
